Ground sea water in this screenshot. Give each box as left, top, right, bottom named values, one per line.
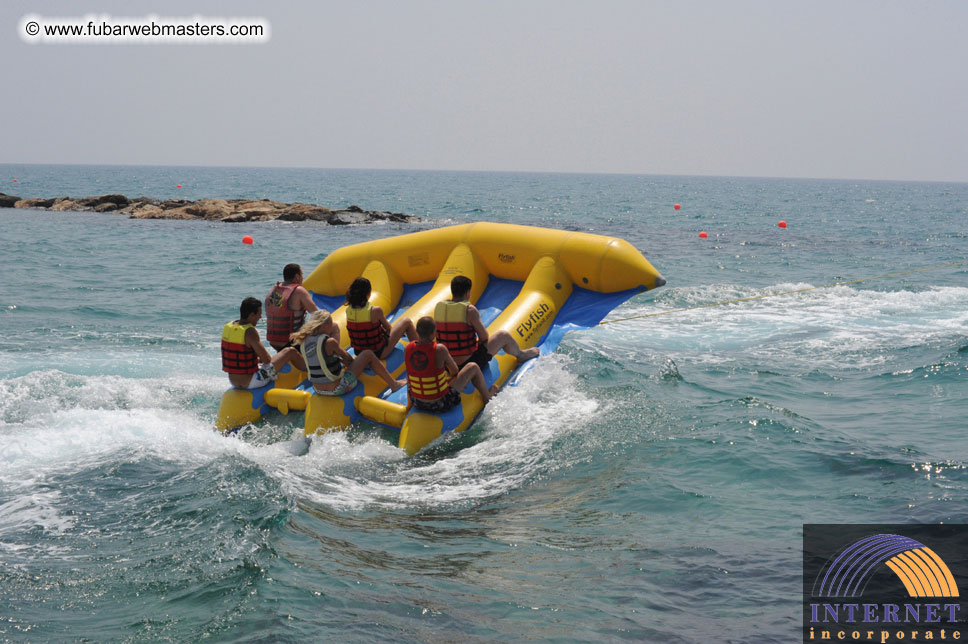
left=0, top=165, right=966, bottom=643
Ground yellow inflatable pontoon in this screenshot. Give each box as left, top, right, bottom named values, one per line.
left=216, top=222, right=664, bottom=455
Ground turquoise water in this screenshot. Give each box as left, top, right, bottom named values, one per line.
left=1, top=165, right=966, bottom=643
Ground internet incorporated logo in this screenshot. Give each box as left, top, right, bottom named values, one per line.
left=803, top=525, right=967, bottom=643
left=815, top=534, right=959, bottom=599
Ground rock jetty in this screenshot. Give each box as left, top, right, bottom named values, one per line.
left=0, top=193, right=418, bottom=225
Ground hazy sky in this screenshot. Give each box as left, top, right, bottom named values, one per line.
left=4, top=1, right=967, bottom=182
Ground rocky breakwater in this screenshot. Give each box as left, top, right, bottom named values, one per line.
left=0, top=193, right=419, bottom=225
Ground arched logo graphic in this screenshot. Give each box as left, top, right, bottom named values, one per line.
left=814, top=533, right=960, bottom=598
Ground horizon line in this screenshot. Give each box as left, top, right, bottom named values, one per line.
left=0, top=161, right=965, bottom=186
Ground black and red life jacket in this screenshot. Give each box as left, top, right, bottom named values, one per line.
left=221, top=322, right=259, bottom=374
left=433, top=300, right=478, bottom=358
left=346, top=303, right=389, bottom=354
left=264, top=282, right=304, bottom=346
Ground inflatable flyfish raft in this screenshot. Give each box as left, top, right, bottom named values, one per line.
left=216, top=222, right=665, bottom=455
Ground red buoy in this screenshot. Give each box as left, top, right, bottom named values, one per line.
left=242, top=235, right=254, bottom=245
left=176, top=184, right=182, bottom=189
left=778, top=221, right=787, bottom=228
left=674, top=203, right=681, bottom=210
left=12, top=179, right=17, bottom=183
left=699, top=231, right=708, bottom=239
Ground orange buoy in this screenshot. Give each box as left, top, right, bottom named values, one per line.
left=674, top=203, right=681, bottom=210
left=778, top=221, right=787, bottom=228
left=242, top=235, right=254, bottom=245
left=699, top=231, right=708, bottom=239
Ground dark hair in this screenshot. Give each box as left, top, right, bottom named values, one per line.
left=450, top=275, right=472, bottom=299
left=346, top=277, right=371, bottom=308
left=240, top=297, right=262, bottom=319
left=416, top=316, right=436, bottom=339
left=283, top=263, right=302, bottom=281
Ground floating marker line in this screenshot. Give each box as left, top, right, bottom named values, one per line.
left=599, top=260, right=967, bottom=326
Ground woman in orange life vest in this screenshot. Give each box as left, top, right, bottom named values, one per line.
left=405, top=316, right=497, bottom=414
left=344, top=277, right=416, bottom=360
left=221, top=297, right=300, bottom=389
left=265, top=263, right=318, bottom=370
left=290, top=310, right=406, bottom=396
left=434, top=275, right=540, bottom=373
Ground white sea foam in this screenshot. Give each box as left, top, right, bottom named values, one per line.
left=0, top=369, right=284, bottom=553
left=256, top=355, right=599, bottom=511
left=596, top=284, right=968, bottom=370
left=0, top=369, right=225, bottom=423
left=0, top=355, right=598, bottom=514
left=0, top=490, right=79, bottom=559
left=0, top=490, right=76, bottom=535
left=0, top=369, right=238, bottom=486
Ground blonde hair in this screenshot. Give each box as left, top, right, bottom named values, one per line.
left=290, top=310, right=332, bottom=345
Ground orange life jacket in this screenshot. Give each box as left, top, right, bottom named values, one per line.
left=434, top=300, right=478, bottom=357
left=264, top=282, right=304, bottom=346
left=221, top=322, right=259, bottom=374
left=346, top=303, right=389, bottom=354
left=405, top=341, right=451, bottom=402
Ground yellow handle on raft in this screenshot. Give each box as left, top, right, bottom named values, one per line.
left=357, top=396, right=408, bottom=428
left=264, top=388, right=311, bottom=415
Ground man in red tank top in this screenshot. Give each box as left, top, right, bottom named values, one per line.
left=265, top=263, right=318, bottom=370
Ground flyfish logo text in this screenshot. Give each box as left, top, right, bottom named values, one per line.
left=515, top=303, right=550, bottom=339
left=804, top=526, right=968, bottom=644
